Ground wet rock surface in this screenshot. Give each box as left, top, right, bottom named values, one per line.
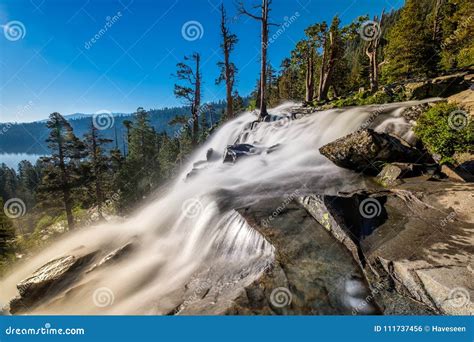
left=319, top=129, right=431, bottom=174
left=231, top=198, right=379, bottom=315
left=223, top=143, right=279, bottom=164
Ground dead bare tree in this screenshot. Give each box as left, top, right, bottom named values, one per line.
left=238, top=0, right=275, bottom=120
left=365, top=10, right=385, bottom=92
left=217, top=3, right=238, bottom=119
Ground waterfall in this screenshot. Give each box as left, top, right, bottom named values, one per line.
left=0, top=100, right=436, bottom=314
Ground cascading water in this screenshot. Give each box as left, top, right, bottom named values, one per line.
left=0, top=100, right=437, bottom=314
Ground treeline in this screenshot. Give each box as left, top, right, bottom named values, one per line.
left=1, top=0, right=472, bottom=268
left=263, top=0, right=472, bottom=107
left=0, top=104, right=227, bottom=154
left=0, top=106, right=219, bottom=228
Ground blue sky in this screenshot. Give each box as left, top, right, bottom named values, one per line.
left=0, top=0, right=402, bottom=122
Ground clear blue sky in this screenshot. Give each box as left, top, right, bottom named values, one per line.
left=0, top=0, right=402, bottom=122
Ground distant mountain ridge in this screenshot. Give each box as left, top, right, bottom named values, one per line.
left=36, top=112, right=130, bottom=123
left=0, top=103, right=227, bottom=155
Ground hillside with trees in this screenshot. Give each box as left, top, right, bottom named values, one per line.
left=1, top=0, right=472, bottom=276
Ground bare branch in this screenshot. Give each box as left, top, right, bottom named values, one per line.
left=237, top=1, right=263, bottom=21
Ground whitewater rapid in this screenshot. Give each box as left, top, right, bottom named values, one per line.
left=0, top=100, right=431, bottom=314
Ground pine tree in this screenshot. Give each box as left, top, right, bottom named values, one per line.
left=0, top=197, right=16, bottom=265
left=174, top=53, right=202, bottom=145
left=118, top=108, right=161, bottom=210
left=84, top=120, right=113, bottom=220
left=439, top=0, right=473, bottom=70
left=382, top=0, right=438, bottom=82
left=40, top=112, right=86, bottom=230
left=232, top=91, right=246, bottom=114
left=158, top=133, right=180, bottom=180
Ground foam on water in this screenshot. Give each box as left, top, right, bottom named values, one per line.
left=0, top=100, right=434, bottom=314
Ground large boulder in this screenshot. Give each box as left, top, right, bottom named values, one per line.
left=404, top=73, right=471, bottom=100
left=223, top=144, right=279, bottom=164
left=232, top=198, right=378, bottom=315
left=9, top=252, right=97, bottom=314
left=319, top=129, right=431, bottom=174
left=299, top=177, right=474, bottom=315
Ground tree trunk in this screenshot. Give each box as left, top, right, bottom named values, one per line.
left=91, top=127, right=104, bottom=220
left=193, top=54, right=201, bottom=144
left=259, top=0, right=269, bottom=119
left=318, top=36, right=328, bottom=101
left=57, top=134, right=74, bottom=230
left=366, top=47, right=378, bottom=91
left=305, top=48, right=314, bottom=103
left=221, top=5, right=234, bottom=119
left=366, top=10, right=384, bottom=92
left=432, top=0, right=443, bottom=42
left=318, top=32, right=336, bottom=101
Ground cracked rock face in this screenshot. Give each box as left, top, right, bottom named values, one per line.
left=299, top=176, right=473, bottom=315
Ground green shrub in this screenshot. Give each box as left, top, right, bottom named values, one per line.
left=414, top=103, right=473, bottom=164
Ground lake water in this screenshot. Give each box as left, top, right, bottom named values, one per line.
left=0, top=153, right=44, bottom=170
